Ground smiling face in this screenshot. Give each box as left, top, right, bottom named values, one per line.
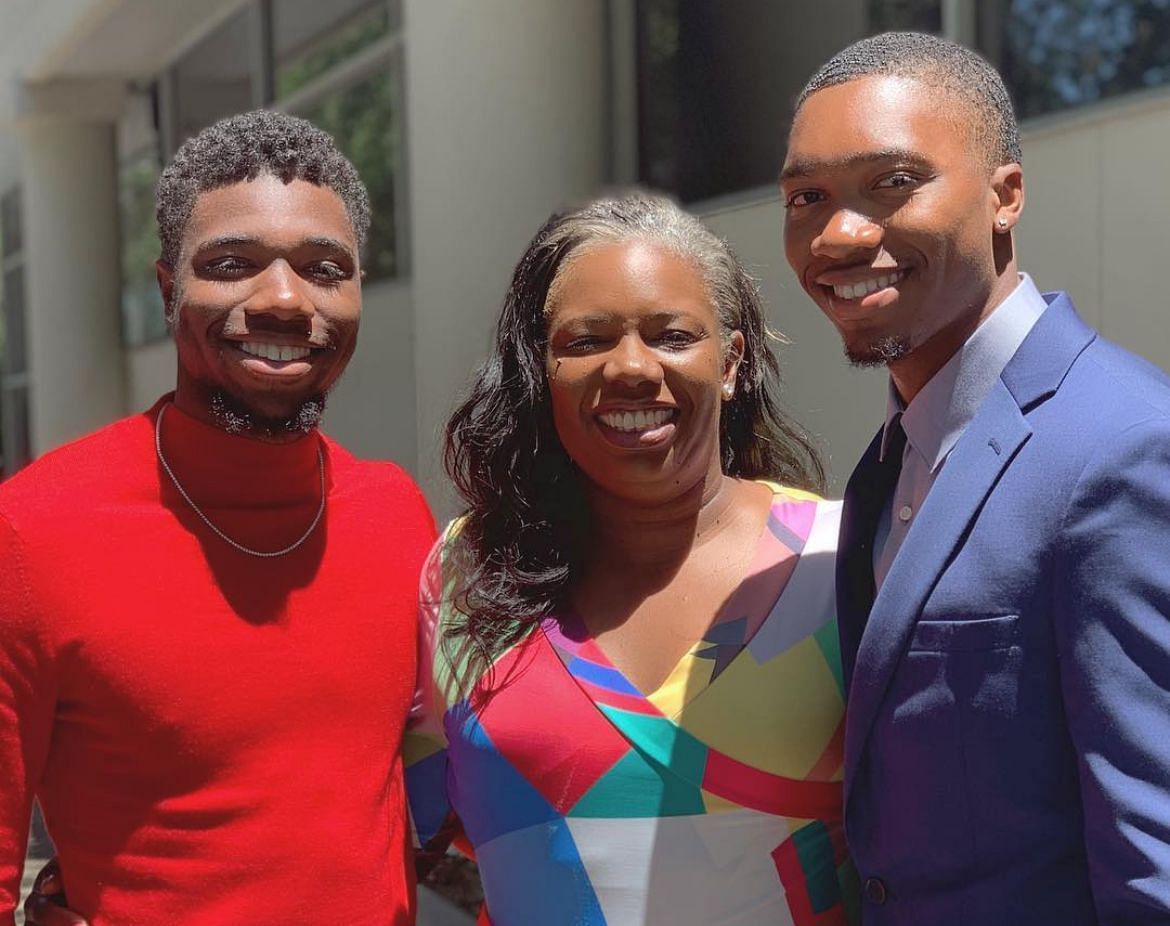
left=544, top=240, right=742, bottom=504
left=782, top=74, right=1022, bottom=397
left=160, top=174, right=361, bottom=437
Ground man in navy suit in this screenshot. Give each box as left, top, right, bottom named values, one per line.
left=782, top=32, right=1170, bottom=924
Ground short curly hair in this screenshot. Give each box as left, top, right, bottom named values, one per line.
left=797, top=31, right=1022, bottom=167
left=156, top=110, right=371, bottom=266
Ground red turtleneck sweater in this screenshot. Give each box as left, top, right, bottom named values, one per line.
left=0, top=397, right=435, bottom=925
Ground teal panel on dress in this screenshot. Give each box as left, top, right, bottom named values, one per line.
left=812, top=619, right=845, bottom=698
left=569, top=747, right=706, bottom=818
left=792, top=820, right=842, bottom=913
left=597, top=705, right=708, bottom=784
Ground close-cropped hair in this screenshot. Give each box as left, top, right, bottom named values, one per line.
left=155, top=109, right=371, bottom=267
left=798, top=31, right=1022, bottom=167
left=443, top=191, right=825, bottom=685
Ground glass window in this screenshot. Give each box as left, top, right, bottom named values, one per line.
left=117, top=85, right=168, bottom=347
left=1, top=188, right=21, bottom=259
left=2, top=264, right=26, bottom=375
left=870, top=0, right=942, bottom=31
left=119, top=148, right=167, bottom=346
left=273, top=0, right=399, bottom=98
left=635, top=0, right=943, bottom=202
left=275, top=1, right=406, bottom=282
left=172, top=7, right=257, bottom=145
left=295, top=67, right=402, bottom=281
left=1, top=384, right=31, bottom=479
left=978, top=0, right=1170, bottom=120
left=0, top=186, right=28, bottom=477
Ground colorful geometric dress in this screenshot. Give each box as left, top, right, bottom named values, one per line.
left=405, top=485, right=859, bottom=925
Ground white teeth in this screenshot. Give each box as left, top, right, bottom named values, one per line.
left=598, top=408, right=674, bottom=432
left=237, top=342, right=311, bottom=362
left=832, top=269, right=907, bottom=301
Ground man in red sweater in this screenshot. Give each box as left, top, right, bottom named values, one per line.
left=0, top=111, right=436, bottom=925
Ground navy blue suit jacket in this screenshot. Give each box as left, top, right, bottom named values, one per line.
left=838, top=294, right=1170, bottom=924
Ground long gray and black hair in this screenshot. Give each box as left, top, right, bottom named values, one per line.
left=443, top=191, right=824, bottom=679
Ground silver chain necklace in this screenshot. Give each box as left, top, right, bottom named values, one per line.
left=155, top=402, right=326, bottom=558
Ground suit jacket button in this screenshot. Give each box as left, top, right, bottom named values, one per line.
left=864, top=876, right=888, bottom=905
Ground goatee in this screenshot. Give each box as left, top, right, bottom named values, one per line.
left=210, top=391, right=326, bottom=440
left=846, top=335, right=911, bottom=368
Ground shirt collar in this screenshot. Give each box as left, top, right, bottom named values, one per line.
left=880, top=274, right=1048, bottom=466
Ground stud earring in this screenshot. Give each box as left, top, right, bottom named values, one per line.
left=722, top=383, right=735, bottom=399
left=997, top=217, right=1008, bottom=228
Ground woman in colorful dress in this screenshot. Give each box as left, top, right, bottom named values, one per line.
left=406, top=192, right=859, bottom=925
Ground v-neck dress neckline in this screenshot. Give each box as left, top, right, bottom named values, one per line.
left=543, top=481, right=822, bottom=718
left=406, top=486, right=858, bottom=925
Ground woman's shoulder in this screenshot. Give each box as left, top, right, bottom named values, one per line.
left=756, top=480, right=842, bottom=511
left=754, top=481, right=842, bottom=552
left=416, top=518, right=482, bottom=707
left=419, top=518, right=468, bottom=621
left=420, top=517, right=468, bottom=579
left=755, top=480, right=824, bottom=503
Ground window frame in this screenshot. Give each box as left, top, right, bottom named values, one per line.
left=273, top=26, right=410, bottom=282
left=1, top=185, right=32, bottom=477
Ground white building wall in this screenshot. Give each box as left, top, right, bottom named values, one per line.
left=17, top=113, right=127, bottom=453
left=701, top=198, right=887, bottom=492
left=325, top=278, right=417, bottom=467
left=403, top=0, right=609, bottom=514
left=126, top=339, right=176, bottom=412
left=1019, top=87, right=1170, bottom=370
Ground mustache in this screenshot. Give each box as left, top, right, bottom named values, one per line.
left=218, top=313, right=338, bottom=350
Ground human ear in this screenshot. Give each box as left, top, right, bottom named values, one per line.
left=991, top=163, right=1024, bottom=233
left=156, top=260, right=175, bottom=321
left=722, top=330, right=746, bottom=399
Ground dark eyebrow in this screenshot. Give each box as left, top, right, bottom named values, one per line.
left=194, top=234, right=259, bottom=252
left=193, top=234, right=356, bottom=262
left=302, top=236, right=356, bottom=260
left=779, top=148, right=931, bottom=182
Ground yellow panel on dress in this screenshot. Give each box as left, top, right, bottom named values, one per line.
left=647, top=645, right=716, bottom=717
left=675, top=636, right=845, bottom=781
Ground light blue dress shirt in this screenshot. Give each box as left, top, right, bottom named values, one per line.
left=873, top=274, right=1049, bottom=589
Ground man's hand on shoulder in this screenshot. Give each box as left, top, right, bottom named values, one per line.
left=22, top=860, right=86, bottom=926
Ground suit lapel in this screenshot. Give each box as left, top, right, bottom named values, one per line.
left=843, top=380, right=1032, bottom=796
left=841, top=293, right=1098, bottom=802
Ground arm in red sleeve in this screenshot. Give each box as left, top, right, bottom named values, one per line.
left=0, top=513, right=56, bottom=924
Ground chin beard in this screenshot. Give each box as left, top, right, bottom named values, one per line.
left=845, top=334, right=911, bottom=368
left=209, top=391, right=326, bottom=439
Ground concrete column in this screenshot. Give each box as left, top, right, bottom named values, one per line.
left=403, top=0, right=609, bottom=514
left=15, top=79, right=128, bottom=454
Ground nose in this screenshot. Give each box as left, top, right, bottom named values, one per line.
left=245, top=259, right=313, bottom=321
left=811, top=208, right=883, bottom=258
left=603, top=334, right=662, bottom=389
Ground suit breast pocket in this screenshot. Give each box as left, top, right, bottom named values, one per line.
left=908, top=613, right=1021, bottom=653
